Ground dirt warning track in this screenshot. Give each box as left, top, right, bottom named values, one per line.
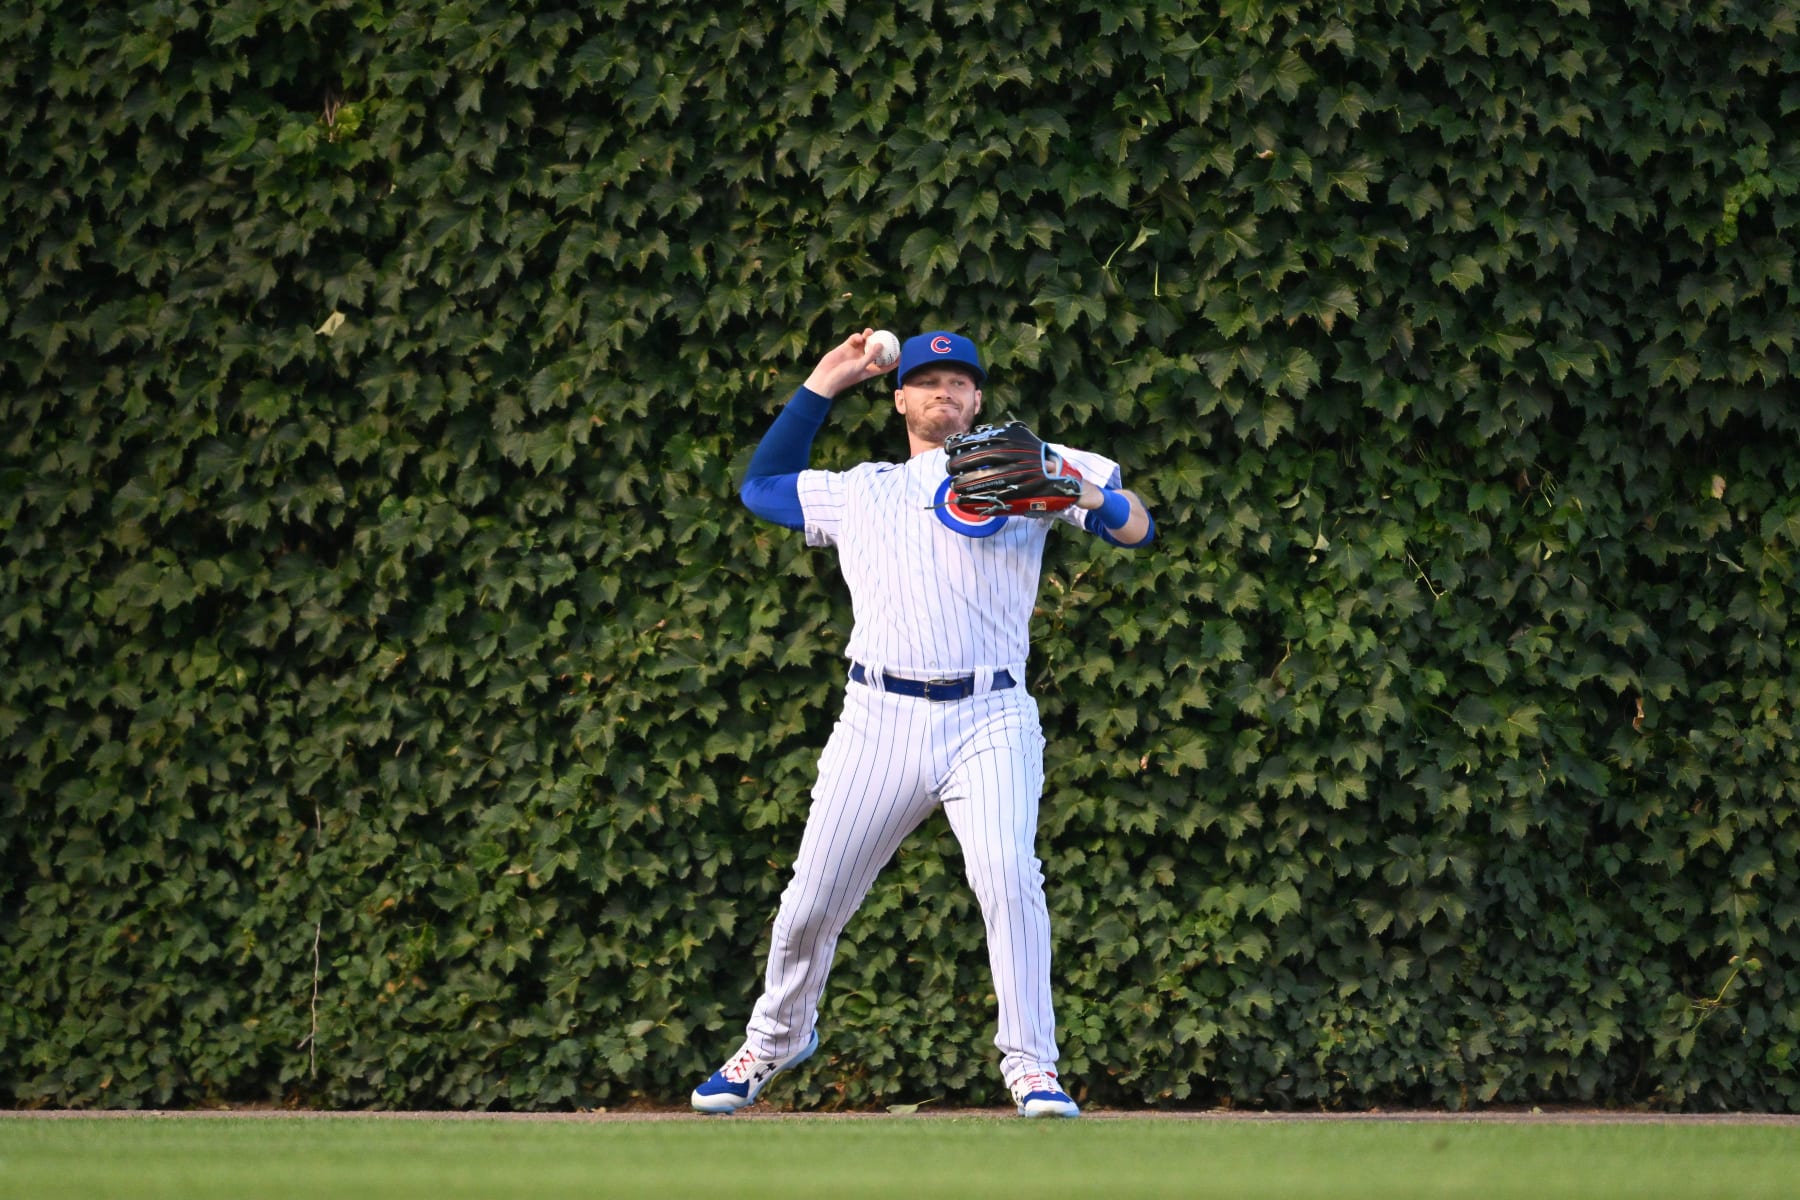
left=8, top=1107, right=1797, bottom=1125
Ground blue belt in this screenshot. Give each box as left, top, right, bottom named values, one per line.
left=849, top=663, right=1016, bottom=702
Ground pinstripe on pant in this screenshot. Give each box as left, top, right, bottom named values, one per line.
left=744, top=677, right=1056, bottom=1084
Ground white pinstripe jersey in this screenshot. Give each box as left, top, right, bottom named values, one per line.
left=796, top=445, right=1121, bottom=676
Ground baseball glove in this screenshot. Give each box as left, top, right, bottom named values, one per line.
left=942, top=420, right=1085, bottom=517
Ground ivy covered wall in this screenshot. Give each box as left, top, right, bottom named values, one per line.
left=2, top=0, right=1796, bottom=1110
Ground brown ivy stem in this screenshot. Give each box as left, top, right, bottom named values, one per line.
left=303, top=800, right=323, bottom=1081
left=307, top=919, right=322, bottom=1080
left=1406, top=552, right=1445, bottom=600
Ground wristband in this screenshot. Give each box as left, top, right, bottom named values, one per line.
left=1096, top=487, right=1132, bottom=530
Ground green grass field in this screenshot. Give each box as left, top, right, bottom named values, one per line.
left=2, top=1115, right=1795, bottom=1199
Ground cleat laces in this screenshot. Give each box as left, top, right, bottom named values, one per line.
left=721, top=1048, right=762, bottom=1085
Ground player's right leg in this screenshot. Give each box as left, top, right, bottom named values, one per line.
left=691, top=683, right=935, bottom=1113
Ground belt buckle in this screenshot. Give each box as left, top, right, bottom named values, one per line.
left=925, top=676, right=967, bottom=702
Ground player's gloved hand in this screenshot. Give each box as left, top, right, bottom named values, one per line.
left=943, top=420, right=1085, bottom=517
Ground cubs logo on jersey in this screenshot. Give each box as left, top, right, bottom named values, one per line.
left=931, top=476, right=1009, bottom=538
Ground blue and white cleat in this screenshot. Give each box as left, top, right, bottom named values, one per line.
left=1010, top=1069, right=1081, bottom=1119
left=690, top=1030, right=820, bottom=1114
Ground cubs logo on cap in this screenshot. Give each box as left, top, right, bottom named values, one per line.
left=898, top=331, right=985, bottom=383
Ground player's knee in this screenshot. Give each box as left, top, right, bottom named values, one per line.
left=965, top=851, right=1047, bottom=907
left=774, top=878, right=852, bottom=938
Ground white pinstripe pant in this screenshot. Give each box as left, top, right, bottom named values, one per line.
left=744, top=675, right=1057, bottom=1084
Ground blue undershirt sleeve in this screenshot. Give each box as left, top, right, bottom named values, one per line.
left=739, top=386, right=834, bottom=530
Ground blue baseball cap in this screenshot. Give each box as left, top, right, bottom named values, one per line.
left=898, top=331, right=985, bottom=384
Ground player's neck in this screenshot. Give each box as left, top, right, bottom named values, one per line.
left=907, top=435, right=946, bottom=457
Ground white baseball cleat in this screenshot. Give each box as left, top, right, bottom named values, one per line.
left=690, top=1031, right=820, bottom=1114
left=1010, top=1069, right=1081, bottom=1118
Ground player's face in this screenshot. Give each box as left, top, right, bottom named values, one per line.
left=895, top=367, right=982, bottom=447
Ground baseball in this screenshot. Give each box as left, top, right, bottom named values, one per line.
left=867, top=329, right=900, bottom=369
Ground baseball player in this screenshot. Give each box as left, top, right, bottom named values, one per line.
left=691, top=329, right=1154, bottom=1118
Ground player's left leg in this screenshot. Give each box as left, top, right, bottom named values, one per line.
left=938, top=689, right=1080, bottom=1118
